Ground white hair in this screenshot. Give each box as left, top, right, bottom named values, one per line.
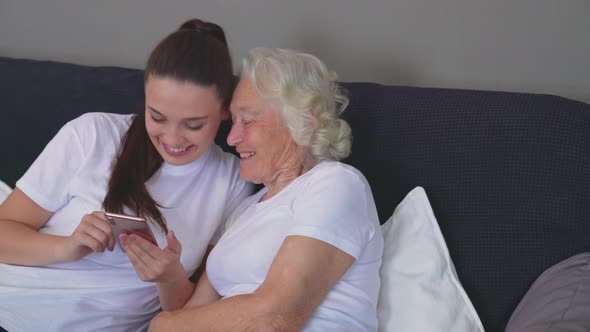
left=241, top=47, right=352, bottom=162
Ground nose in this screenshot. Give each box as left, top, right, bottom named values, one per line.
left=163, top=126, right=185, bottom=147
left=227, top=122, right=243, bottom=147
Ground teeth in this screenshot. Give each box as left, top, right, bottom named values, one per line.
left=240, top=152, right=255, bottom=158
left=166, top=145, right=189, bottom=153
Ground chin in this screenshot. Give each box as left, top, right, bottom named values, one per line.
left=165, top=159, right=188, bottom=166
left=163, top=154, right=197, bottom=166
left=240, top=171, right=261, bottom=184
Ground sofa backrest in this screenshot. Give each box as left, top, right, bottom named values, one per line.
left=2, top=56, right=590, bottom=331
left=2, top=57, right=145, bottom=187
left=340, top=81, right=590, bottom=331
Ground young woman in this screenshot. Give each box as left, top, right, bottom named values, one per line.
left=0, top=19, right=252, bottom=332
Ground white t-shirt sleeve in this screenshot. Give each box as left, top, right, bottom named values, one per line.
left=16, top=121, right=85, bottom=212
left=222, top=179, right=254, bottom=224
left=209, top=162, right=254, bottom=244
left=288, top=166, right=376, bottom=259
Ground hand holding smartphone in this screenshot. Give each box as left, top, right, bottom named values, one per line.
left=103, top=212, right=157, bottom=245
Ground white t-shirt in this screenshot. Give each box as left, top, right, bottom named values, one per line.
left=0, top=113, right=253, bottom=332
left=207, top=161, right=383, bottom=332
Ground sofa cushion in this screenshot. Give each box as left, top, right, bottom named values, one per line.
left=505, top=252, right=590, bottom=332
left=378, top=187, right=483, bottom=332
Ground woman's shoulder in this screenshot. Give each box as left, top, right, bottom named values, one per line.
left=63, top=112, right=133, bottom=149
left=289, top=161, right=374, bottom=205
left=306, top=161, right=369, bottom=187
left=68, top=112, right=133, bottom=129
left=62, top=112, right=133, bottom=138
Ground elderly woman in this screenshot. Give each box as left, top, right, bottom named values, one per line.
left=150, top=48, right=383, bottom=331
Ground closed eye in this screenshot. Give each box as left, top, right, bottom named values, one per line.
left=151, top=115, right=165, bottom=123
left=187, top=124, right=205, bottom=131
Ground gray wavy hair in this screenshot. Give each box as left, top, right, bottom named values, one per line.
left=241, top=47, right=352, bottom=162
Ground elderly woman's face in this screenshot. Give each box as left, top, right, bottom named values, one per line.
left=227, top=78, right=302, bottom=185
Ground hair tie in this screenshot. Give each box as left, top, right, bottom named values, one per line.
left=193, top=25, right=213, bottom=34
left=189, top=25, right=227, bottom=46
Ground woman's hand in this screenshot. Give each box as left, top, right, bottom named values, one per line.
left=122, top=230, right=197, bottom=310
left=121, top=230, right=186, bottom=284
left=61, top=211, right=115, bottom=262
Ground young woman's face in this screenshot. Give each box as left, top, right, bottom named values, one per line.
left=144, top=75, right=228, bottom=166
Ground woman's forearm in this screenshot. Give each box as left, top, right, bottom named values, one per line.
left=149, top=293, right=299, bottom=332
left=0, top=188, right=66, bottom=266
left=156, top=275, right=196, bottom=311
left=0, top=219, right=68, bottom=266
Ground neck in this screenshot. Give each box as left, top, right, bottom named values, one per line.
left=261, top=157, right=317, bottom=202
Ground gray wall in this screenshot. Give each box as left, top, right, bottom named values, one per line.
left=1, top=0, right=589, bottom=104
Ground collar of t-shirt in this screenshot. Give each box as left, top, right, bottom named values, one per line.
left=160, top=146, right=212, bottom=176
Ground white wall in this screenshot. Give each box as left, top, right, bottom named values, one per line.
left=1, top=0, right=589, bottom=103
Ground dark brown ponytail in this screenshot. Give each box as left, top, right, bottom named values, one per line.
left=103, top=19, right=234, bottom=232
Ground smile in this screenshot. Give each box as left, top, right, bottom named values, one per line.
left=239, top=152, right=256, bottom=159
left=163, top=144, right=195, bottom=157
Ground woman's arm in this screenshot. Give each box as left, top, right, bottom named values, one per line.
left=0, top=189, right=115, bottom=265
left=121, top=233, right=220, bottom=311
left=185, top=270, right=221, bottom=308
left=0, top=188, right=57, bottom=264
left=149, top=235, right=354, bottom=332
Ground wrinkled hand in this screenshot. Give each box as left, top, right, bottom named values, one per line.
left=63, top=211, right=115, bottom=262
left=121, top=230, right=186, bottom=283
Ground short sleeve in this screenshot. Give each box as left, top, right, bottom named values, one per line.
left=288, top=165, right=376, bottom=259
left=16, top=121, right=85, bottom=212
left=210, top=163, right=254, bottom=245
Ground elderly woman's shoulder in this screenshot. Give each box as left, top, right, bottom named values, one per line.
left=307, top=161, right=371, bottom=189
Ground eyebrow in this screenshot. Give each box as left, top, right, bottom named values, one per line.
left=229, top=105, right=259, bottom=116
left=147, top=106, right=208, bottom=121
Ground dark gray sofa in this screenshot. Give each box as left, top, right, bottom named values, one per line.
left=1, top=56, right=589, bottom=331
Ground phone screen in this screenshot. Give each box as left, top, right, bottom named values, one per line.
left=103, top=212, right=157, bottom=244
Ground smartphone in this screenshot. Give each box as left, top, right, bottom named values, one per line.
left=103, top=212, right=157, bottom=244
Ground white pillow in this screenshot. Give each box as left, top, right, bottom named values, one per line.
left=377, top=187, right=484, bottom=332
left=0, top=180, right=11, bottom=204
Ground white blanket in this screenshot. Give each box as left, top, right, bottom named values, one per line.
left=0, top=180, right=11, bottom=204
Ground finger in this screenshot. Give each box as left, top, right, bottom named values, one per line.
left=126, top=234, right=159, bottom=266
left=125, top=235, right=165, bottom=280
left=119, top=233, right=128, bottom=247
left=107, top=231, right=116, bottom=251
left=124, top=243, right=149, bottom=279
left=83, top=214, right=116, bottom=250
left=82, top=213, right=112, bottom=235
left=91, top=211, right=106, bottom=221
left=165, top=230, right=182, bottom=254
left=130, top=233, right=161, bottom=256
left=81, top=223, right=111, bottom=251
left=76, top=232, right=106, bottom=253
left=119, top=233, right=133, bottom=252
